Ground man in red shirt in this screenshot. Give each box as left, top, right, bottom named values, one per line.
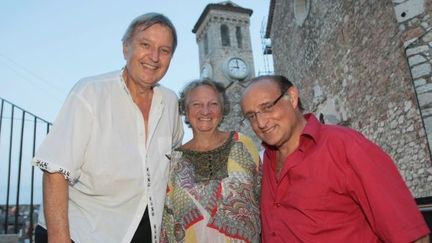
left=240, top=75, right=430, bottom=243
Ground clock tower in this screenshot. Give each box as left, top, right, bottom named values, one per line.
left=193, top=1, right=260, bottom=148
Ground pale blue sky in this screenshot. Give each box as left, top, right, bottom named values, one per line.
left=0, top=0, right=271, bottom=204
left=0, top=0, right=270, bottom=125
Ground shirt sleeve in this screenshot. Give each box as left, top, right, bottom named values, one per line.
left=32, top=91, right=93, bottom=184
left=344, top=131, right=430, bottom=243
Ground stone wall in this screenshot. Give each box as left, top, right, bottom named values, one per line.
left=268, top=0, right=432, bottom=197
left=219, top=81, right=262, bottom=149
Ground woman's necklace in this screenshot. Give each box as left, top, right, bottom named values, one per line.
left=179, top=132, right=234, bottom=182
left=187, top=132, right=228, bottom=151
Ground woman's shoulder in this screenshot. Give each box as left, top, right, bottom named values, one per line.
left=231, top=131, right=260, bottom=152
left=232, top=131, right=253, bottom=143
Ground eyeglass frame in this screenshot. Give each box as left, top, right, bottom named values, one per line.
left=241, top=90, right=288, bottom=125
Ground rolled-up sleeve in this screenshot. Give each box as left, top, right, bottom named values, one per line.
left=32, top=91, right=93, bottom=184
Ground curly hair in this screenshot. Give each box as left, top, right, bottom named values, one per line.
left=178, top=79, right=230, bottom=127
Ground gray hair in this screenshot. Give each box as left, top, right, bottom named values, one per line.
left=179, top=79, right=230, bottom=127
left=122, top=12, right=177, bottom=53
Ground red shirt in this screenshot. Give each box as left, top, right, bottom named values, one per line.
left=261, top=114, right=430, bottom=243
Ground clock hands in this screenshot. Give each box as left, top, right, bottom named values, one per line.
left=225, top=57, right=248, bottom=80
left=230, top=59, right=240, bottom=71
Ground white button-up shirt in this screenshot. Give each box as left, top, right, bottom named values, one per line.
left=32, top=70, right=184, bottom=243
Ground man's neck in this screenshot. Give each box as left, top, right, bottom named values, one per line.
left=277, top=113, right=307, bottom=159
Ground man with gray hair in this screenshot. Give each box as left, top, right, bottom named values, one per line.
left=33, top=13, right=183, bottom=243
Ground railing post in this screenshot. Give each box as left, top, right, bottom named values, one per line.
left=0, top=99, right=4, bottom=140
left=5, top=105, right=14, bottom=234
left=0, top=99, right=4, bottom=233
left=14, top=110, right=26, bottom=234
left=29, top=116, right=37, bottom=243
left=0, top=97, right=52, bottom=241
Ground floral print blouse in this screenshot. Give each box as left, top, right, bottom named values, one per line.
left=161, top=132, right=262, bottom=243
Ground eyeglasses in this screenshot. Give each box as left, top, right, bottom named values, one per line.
left=241, top=91, right=287, bottom=125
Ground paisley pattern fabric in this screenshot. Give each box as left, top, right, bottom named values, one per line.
left=180, top=135, right=232, bottom=182
left=161, top=132, right=261, bottom=243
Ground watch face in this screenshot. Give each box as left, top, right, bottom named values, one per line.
left=227, top=57, right=249, bottom=80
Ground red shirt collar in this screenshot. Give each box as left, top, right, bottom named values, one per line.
left=261, top=113, right=322, bottom=151
left=301, top=113, right=321, bottom=145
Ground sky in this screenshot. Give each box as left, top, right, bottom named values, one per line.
left=0, top=0, right=271, bottom=204
left=0, top=0, right=271, bottom=128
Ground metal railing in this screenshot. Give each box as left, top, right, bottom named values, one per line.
left=0, top=97, right=51, bottom=242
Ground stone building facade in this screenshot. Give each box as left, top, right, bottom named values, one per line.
left=265, top=0, right=432, bottom=197
left=193, top=2, right=261, bottom=148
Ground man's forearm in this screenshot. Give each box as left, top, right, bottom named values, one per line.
left=43, top=172, right=71, bottom=243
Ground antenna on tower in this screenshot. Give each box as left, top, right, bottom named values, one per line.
left=258, top=17, right=274, bottom=75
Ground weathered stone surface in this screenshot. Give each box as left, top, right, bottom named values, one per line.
left=406, top=45, right=429, bottom=56
left=418, top=92, right=432, bottom=107
left=267, top=0, right=432, bottom=197
left=411, top=62, right=432, bottom=78
left=416, top=82, right=432, bottom=93
left=402, top=26, right=425, bottom=43
left=414, top=78, right=427, bottom=87
left=422, top=30, right=432, bottom=42
left=408, top=54, right=427, bottom=66
left=394, top=0, right=424, bottom=23
left=219, top=81, right=261, bottom=150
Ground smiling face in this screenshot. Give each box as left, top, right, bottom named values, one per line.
left=241, top=78, right=303, bottom=151
left=185, top=85, right=223, bottom=134
left=123, top=23, right=173, bottom=88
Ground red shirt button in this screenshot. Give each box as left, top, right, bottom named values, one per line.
left=273, top=202, right=281, bottom=207
left=272, top=232, right=277, bottom=236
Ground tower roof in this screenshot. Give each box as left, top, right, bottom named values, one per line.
left=192, top=1, right=253, bottom=33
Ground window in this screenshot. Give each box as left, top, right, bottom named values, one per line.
left=221, top=24, right=230, bottom=46
left=236, top=26, right=242, bottom=48
left=203, top=34, right=209, bottom=55
left=294, top=0, right=311, bottom=26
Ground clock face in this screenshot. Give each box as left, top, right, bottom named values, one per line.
left=226, top=57, right=249, bottom=80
